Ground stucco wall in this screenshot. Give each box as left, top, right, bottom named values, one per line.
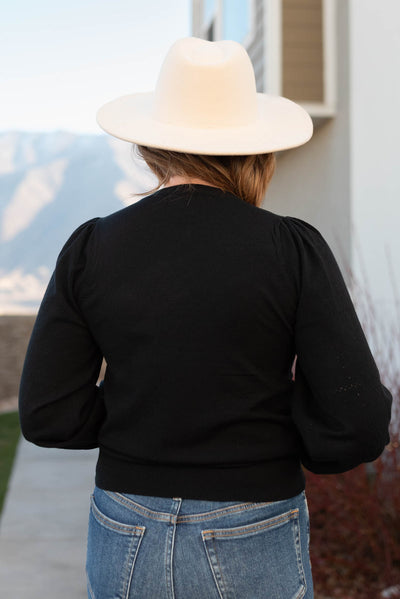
left=349, top=0, right=400, bottom=324
left=264, top=1, right=351, bottom=282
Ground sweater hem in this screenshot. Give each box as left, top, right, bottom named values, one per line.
left=94, top=448, right=306, bottom=503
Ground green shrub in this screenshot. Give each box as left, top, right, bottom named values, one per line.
left=0, top=411, right=21, bottom=515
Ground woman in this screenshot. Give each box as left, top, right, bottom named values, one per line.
left=19, top=37, right=392, bottom=599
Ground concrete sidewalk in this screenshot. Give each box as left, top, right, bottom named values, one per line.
left=0, top=435, right=98, bottom=598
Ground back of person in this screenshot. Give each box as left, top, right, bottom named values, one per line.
left=18, top=37, right=392, bottom=599
left=79, top=184, right=306, bottom=500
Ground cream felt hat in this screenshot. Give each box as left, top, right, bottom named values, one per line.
left=96, top=37, right=313, bottom=155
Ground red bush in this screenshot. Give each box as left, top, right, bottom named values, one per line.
left=306, top=444, right=400, bottom=598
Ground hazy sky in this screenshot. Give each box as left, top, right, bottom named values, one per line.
left=1, top=0, right=191, bottom=134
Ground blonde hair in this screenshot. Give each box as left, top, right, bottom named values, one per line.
left=131, top=145, right=276, bottom=208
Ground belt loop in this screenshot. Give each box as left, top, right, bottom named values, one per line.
left=169, top=497, right=182, bottom=524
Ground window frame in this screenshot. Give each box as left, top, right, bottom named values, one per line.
left=264, top=0, right=337, bottom=117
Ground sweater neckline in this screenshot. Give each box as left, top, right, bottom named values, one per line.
left=159, top=183, right=225, bottom=193
left=151, top=183, right=246, bottom=204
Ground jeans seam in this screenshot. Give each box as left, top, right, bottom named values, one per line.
left=91, top=495, right=146, bottom=534
left=86, top=569, right=96, bottom=599
left=293, top=512, right=307, bottom=599
left=201, top=535, right=225, bottom=599
left=165, top=498, right=182, bottom=599
left=105, top=490, right=274, bottom=523
left=125, top=530, right=146, bottom=599
left=202, top=508, right=299, bottom=538
left=177, top=501, right=274, bottom=523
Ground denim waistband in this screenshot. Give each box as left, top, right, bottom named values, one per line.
left=96, top=486, right=306, bottom=524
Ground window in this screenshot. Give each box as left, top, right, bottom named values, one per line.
left=203, top=0, right=217, bottom=39
left=222, top=0, right=253, bottom=44
left=192, top=0, right=336, bottom=117
left=194, top=0, right=255, bottom=45
left=203, top=0, right=217, bottom=23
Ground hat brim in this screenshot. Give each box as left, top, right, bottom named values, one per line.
left=96, top=92, right=313, bottom=155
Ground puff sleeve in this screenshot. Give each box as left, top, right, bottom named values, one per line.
left=278, top=216, right=392, bottom=474
left=19, top=218, right=105, bottom=449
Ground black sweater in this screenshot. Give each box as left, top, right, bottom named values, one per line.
left=19, top=184, right=392, bottom=502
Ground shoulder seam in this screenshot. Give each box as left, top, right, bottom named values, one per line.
left=274, top=216, right=301, bottom=304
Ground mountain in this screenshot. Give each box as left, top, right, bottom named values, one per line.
left=0, top=131, right=157, bottom=313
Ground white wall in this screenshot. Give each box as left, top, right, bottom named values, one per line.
left=350, top=0, right=400, bottom=331
left=265, top=0, right=352, bottom=281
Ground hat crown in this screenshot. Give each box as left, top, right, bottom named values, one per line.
left=152, top=37, right=258, bottom=129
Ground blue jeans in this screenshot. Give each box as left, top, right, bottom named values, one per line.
left=86, top=485, right=313, bottom=598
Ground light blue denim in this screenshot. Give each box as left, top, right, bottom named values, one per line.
left=86, top=485, right=313, bottom=599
